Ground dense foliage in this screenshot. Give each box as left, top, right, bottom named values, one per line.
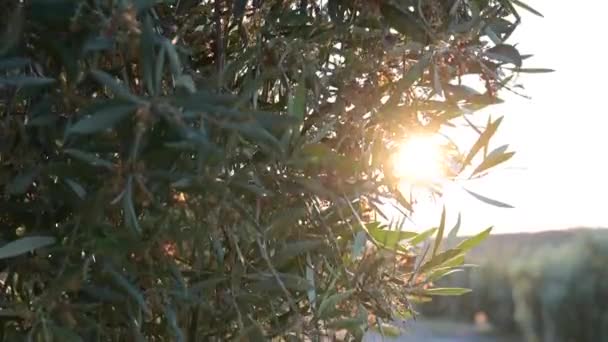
left=0, top=0, right=543, bottom=340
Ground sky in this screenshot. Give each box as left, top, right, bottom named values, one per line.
left=403, top=0, right=608, bottom=235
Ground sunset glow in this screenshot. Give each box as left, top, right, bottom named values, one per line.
left=391, top=136, right=446, bottom=184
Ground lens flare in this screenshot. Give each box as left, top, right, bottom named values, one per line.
left=391, top=135, right=445, bottom=183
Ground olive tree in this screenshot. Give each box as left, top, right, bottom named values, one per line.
left=0, top=0, right=546, bottom=340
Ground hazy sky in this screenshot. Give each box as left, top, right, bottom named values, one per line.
left=406, top=0, right=608, bottom=235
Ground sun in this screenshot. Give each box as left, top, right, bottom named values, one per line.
left=391, top=135, right=446, bottom=183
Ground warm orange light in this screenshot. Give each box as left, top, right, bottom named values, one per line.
left=391, top=135, right=445, bottom=183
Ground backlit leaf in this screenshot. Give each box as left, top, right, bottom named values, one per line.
left=419, top=248, right=462, bottom=273
left=422, top=287, right=472, bottom=296
left=472, top=148, right=515, bottom=176
left=432, top=206, right=446, bottom=257
left=408, top=227, right=438, bottom=246
left=456, top=226, right=493, bottom=252
left=366, top=222, right=418, bottom=250
left=460, top=116, right=503, bottom=171
left=446, top=212, right=462, bottom=248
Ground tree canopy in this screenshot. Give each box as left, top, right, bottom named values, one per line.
left=0, top=0, right=547, bottom=340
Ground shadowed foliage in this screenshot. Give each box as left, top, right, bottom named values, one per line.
left=0, top=0, right=544, bottom=340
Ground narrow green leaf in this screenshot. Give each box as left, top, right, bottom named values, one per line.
left=456, top=226, right=493, bottom=252
left=64, top=148, right=114, bottom=170
left=446, top=212, right=461, bottom=248
left=0, top=57, right=30, bottom=70
left=426, top=268, right=463, bottom=282
left=27, top=114, right=57, bottom=127
left=422, top=287, right=472, bottom=296
left=0, top=236, right=56, bottom=259
left=432, top=64, right=443, bottom=97
left=486, top=44, right=522, bottom=67
left=154, top=44, right=167, bottom=94
left=437, top=253, right=466, bottom=269
left=306, top=254, right=316, bottom=310
left=472, top=149, right=515, bottom=176
left=431, top=206, right=446, bottom=257
left=64, top=178, right=86, bottom=199
left=460, top=116, right=503, bottom=171
left=104, top=264, right=150, bottom=315
left=407, top=227, right=438, bottom=246
left=6, top=170, right=37, bottom=195
left=133, top=0, right=162, bottom=13
left=162, top=39, right=182, bottom=78
left=68, top=102, right=136, bottom=135
left=366, top=222, right=418, bottom=250
left=140, top=14, right=156, bottom=95
left=419, top=248, right=462, bottom=273
left=509, top=0, right=544, bottom=17
left=318, top=290, right=355, bottom=319
left=407, top=295, right=433, bottom=303
left=122, top=176, right=141, bottom=234
left=289, top=81, right=307, bottom=121
left=164, top=304, right=185, bottom=342
left=486, top=18, right=514, bottom=36
left=175, top=74, right=196, bottom=93
left=90, top=70, right=142, bottom=104
left=395, top=190, right=414, bottom=212
left=507, top=67, right=555, bottom=73
left=83, top=36, right=113, bottom=53
left=0, top=76, right=55, bottom=87
left=464, top=189, right=514, bottom=208
left=483, top=26, right=502, bottom=45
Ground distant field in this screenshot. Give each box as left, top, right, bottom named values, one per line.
left=456, top=227, right=608, bottom=263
